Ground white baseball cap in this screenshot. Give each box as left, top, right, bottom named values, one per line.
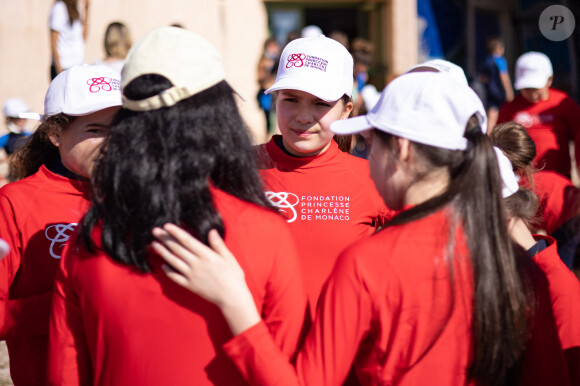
left=331, top=71, right=487, bottom=151
left=494, top=147, right=519, bottom=198
left=3, top=98, right=30, bottom=118
left=20, top=65, right=122, bottom=121
left=266, top=35, right=353, bottom=102
left=301, top=25, right=323, bottom=39
left=514, top=52, right=553, bottom=90
left=122, top=26, right=228, bottom=111
left=405, top=59, right=469, bottom=86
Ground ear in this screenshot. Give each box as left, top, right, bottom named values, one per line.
left=395, top=137, right=411, bottom=163
left=546, top=76, right=553, bottom=88
left=48, top=129, right=62, bottom=147
left=340, top=101, right=354, bottom=119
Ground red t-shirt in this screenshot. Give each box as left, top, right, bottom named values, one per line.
left=224, top=207, right=568, bottom=386
left=258, top=137, right=393, bottom=306
left=0, top=165, right=90, bottom=386
left=498, top=89, right=580, bottom=179
left=48, top=187, right=308, bottom=385
left=532, top=235, right=580, bottom=385
left=531, top=171, right=580, bottom=234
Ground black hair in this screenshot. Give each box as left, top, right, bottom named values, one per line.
left=375, top=116, right=535, bottom=385
left=9, top=113, right=73, bottom=181
left=80, top=76, right=273, bottom=272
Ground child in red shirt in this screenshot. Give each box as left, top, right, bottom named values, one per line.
left=495, top=147, right=580, bottom=386
left=257, top=36, right=392, bottom=307
left=490, top=121, right=580, bottom=269
left=0, top=64, right=121, bottom=386
left=153, top=72, right=568, bottom=385
left=498, top=51, right=580, bottom=180
left=48, top=27, right=307, bottom=385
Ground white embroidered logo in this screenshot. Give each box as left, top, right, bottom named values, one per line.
left=45, top=223, right=78, bottom=259
left=266, top=191, right=299, bottom=223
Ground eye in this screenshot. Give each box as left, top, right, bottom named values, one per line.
left=87, top=127, right=107, bottom=134
left=282, top=97, right=298, bottom=103
left=315, top=101, right=331, bottom=107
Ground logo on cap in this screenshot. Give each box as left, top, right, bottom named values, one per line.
left=87, top=77, right=120, bottom=93
left=287, top=53, right=306, bottom=68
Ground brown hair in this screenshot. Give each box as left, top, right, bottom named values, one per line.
left=489, top=121, right=537, bottom=188
left=9, top=114, right=73, bottom=180
left=62, top=0, right=80, bottom=25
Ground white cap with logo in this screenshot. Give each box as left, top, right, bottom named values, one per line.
left=330, top=71, right=487, bottom=151
left=20, top=64, right=122, bottom=121
left=266, top=35, right=353, bottom=102
left=121, top=26, right=229, bottom=111
left=514, top=51, right=553, bottom=90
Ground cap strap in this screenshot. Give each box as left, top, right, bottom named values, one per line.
left=122, top=86, right=191, bottom=111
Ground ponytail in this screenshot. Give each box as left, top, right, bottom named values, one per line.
left=377, top=117, right=534, bottom=385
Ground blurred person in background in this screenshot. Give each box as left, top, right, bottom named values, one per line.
left=50, top=0, right=90, bottom=79
left=94, top=21, right=132, bottom=74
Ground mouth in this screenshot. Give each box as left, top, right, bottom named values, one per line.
left=290, top=128, right=315, bottom=138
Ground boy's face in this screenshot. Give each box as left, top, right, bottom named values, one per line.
left=520, top=76, right=553, bottom=104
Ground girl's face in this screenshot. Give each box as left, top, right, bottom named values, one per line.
left=276, top=89, right=353, bottom=157
left=49, top=106, right=119, bottom=179
left=363, top=130, right=409, bottom=211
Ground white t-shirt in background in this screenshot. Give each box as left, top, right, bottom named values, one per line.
left=50, top=1, right=84, bottom=70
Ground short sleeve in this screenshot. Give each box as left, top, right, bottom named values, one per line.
left=49, top=2, right=69, bottom=32
left=493, top=56, right=508, bottom=73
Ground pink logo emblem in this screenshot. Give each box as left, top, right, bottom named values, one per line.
left=87, top=77, right=113, bottom=93
left=286, top=53, right=306, bottom=68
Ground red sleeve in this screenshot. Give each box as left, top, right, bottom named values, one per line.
left=520, top=262, right=571, bottom=386
left=0, top=193, right=52, bottom=340
left=224, top=249, right=376, bottom=385
left=532, top=236, right=580, bottom=385
left=564, top=97, right=580, bottom=173
left=47, top=238, right=92, bottom=385
left=295, top=250, right=375, bottom=385
left=260, top=226, right=310, bottom=361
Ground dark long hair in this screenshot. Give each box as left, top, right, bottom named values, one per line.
left=80, top=76, right=272, bottom=272
left=376, top=117, right=534, bottom=385
left=9, top=113, right=73, bottom=180
left=62, top=0, right=80, bottom=25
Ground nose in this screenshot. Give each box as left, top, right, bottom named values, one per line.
left=295, top=105, right=314, bottom=125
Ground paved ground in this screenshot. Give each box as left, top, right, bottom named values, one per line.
left=0, top=342, right=12, bottom=386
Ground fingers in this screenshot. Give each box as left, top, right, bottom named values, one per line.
left=161, top=264, right=192, bottom=289
left=162, top=223, right=215, bottom=259
left=207, top=229, right=235, bottom=262
left=150, top=240, right=191, bottom=276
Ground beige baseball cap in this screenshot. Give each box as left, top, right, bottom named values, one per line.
left=121, top=26, right=229, bottom=111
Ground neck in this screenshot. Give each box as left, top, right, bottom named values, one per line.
left=404, top=168, right=449, bottom=207
left=508, top=217, right=536, bottom=250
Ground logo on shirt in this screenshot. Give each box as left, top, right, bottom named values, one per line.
left=266, top=191, right=299, bottom=222
left=87, top=77, right=121, bottom=93
left=285, top=53, right=328, bottom=72
left=45, top=223, right=78, bottom=259
left=266, top=192, right=351, bottom=223
left=514, top=112, right=554, bottom=128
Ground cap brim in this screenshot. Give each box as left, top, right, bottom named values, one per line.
left=265, top=77, right=345, bottom=102
left=18, top=112, right=43, bottom=121
left=330, top=115, right=373, bottom=135
left=514, top=77, right=548, bottom=90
